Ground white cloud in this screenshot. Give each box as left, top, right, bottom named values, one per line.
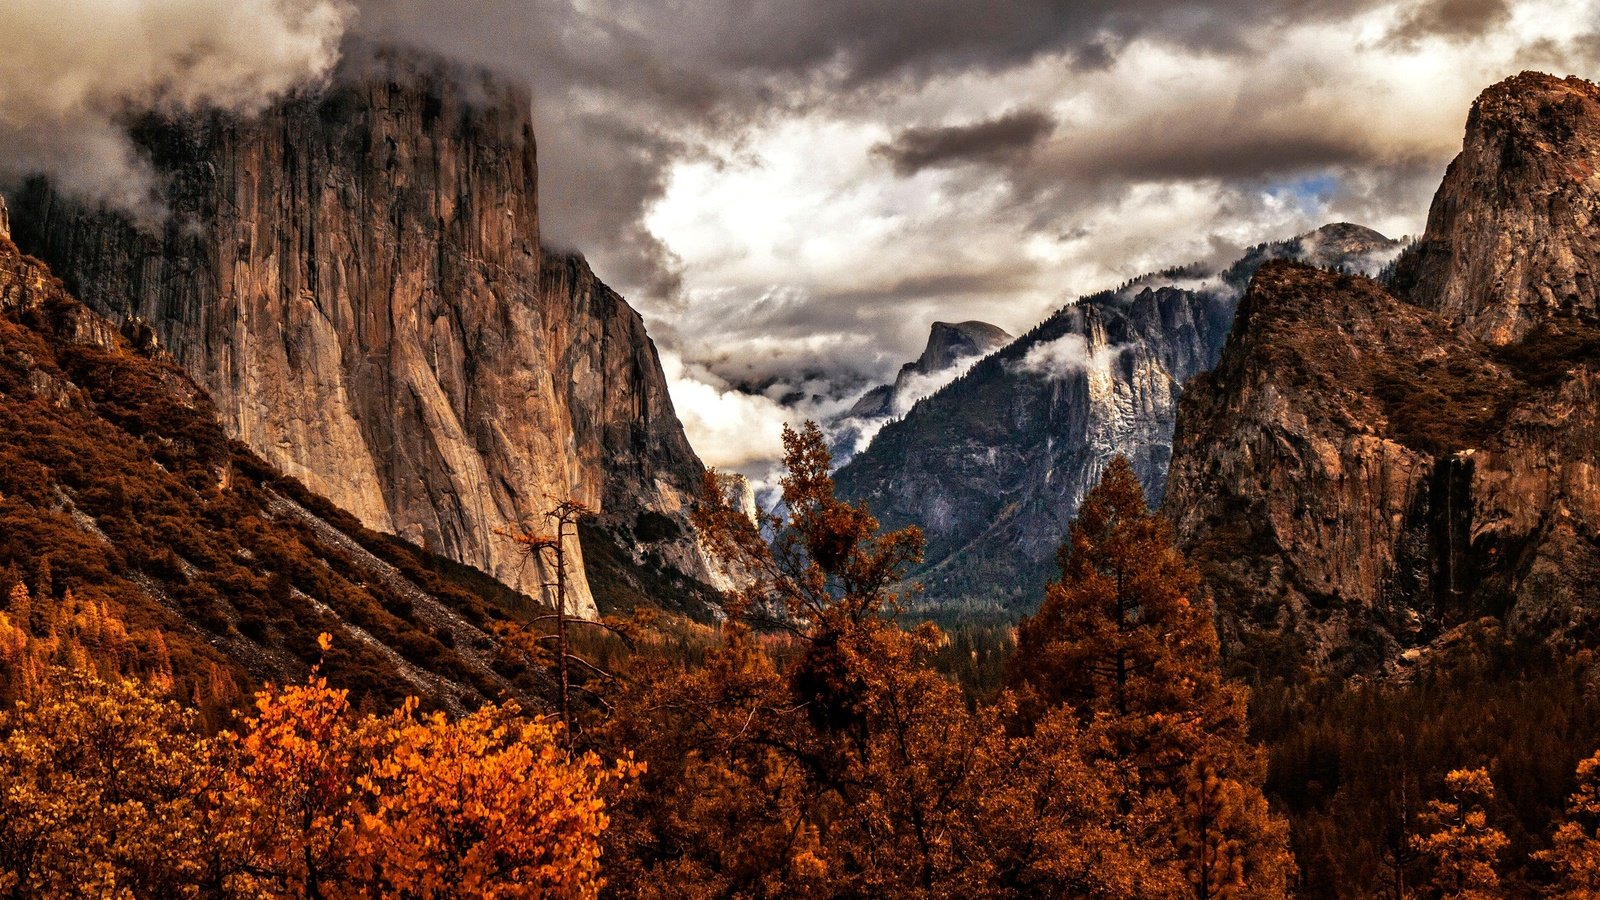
left=633, top=0, right=1598, bottom=475
left=1012, top=334, right=1128, bottom=380
left=660, top=350, right=795, bottom=474
left=0, top=0, right=350, bottom=221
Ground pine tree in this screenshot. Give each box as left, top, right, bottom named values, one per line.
left=1005, top=455, right=1293, bottom=896
left=1539, top=751, right=1600, bottom=897
left=1007, top=456, right=1247, bottom=780
left=615, top=425, right=1173, bottom=897
left=1412, top=768, right=1506, bottom=899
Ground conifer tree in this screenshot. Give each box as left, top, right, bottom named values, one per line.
left=1005, top=455, right=1293, bottom=896
left=1412, top=768, right=1506, bottom=899
left=602, top=425, right=1170, bottom=897
left=1008, top=456, right=1247, bottom=777
left=1539, top=751, right=1600, bottom=897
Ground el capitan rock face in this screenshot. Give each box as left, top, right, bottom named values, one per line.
left=10, top=54, right=718, bottom=617
left=1393, top=72, right=1600, bottom=345
left=0, top=204, right=531, bottom=711
left=1168, top=73, right=1600, bottom=677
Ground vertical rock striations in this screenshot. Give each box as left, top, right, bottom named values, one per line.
left=10, top=52, right=717, bottom=617
left=1167, top=73, right=1600, bottom=677
left=0, top=218, right=532, bottom=711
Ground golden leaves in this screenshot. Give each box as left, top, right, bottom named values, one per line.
left=0, top=666, right=633, bottom=897
left=1413, top=767, right=1509, bottom=898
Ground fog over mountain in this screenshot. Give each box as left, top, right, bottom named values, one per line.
left=3, top=0, right=1596, bottom=479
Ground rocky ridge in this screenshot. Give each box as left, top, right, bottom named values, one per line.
left=1166, top=72, right=1600, bottom=676
left=835, top=224, right=1398, bottom=616
left=846, top=321, right=1013, bottom=420
left=0, top=199, right=529, bottom=711
left=1393, top=73, right=1600, bottom=344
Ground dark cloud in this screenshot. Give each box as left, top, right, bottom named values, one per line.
left=348, top=0, right=1400, bottom=305
left=1386, top=0, right=1512, bottom=45
left=1039, top=130, right=1408, bottom=184
left=874, top=109, right=1056, bottom=175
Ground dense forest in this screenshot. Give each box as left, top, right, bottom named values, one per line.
left=1, top=422, right=1597, bottom=896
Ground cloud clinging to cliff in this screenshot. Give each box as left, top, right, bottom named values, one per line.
left=339, top=0, right=1600, bottom=478
left=0, top=0, right=349, bottom=221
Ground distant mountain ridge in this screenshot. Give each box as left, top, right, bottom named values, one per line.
left=847, top=321, right=1013, bottom=420
left=836, top=223, right=1400, bottom=616
left=831, top=320, right=1012, bottom=466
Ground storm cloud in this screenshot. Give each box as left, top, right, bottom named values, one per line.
left=875, top=109, right=1056, bottom=175
left=2, top=0, right=1598, bottom=481
left=0, top=0, right=348, bottom=223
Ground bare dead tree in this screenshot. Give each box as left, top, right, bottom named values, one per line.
left=498, top=498, right=634, bottom=740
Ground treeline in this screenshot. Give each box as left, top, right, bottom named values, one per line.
left=9, top=424, right=1600, bottom=896
left=585, top=428, right=1293, bottom=896
left=1258, top=631, right=1600, bottom=897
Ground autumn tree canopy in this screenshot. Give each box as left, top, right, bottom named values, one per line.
left=1006, top=455, right=1294, bottom=898
left=0, top=631, right=634, bottom=898
left=602, top=428, right=1224, bottom=897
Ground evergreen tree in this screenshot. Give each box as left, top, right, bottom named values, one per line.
left=1412, top=768, right=1506, bottom=899
left=1539, top=750, right=1600, bottom=897
left=1005, top=455, right=1293, bottom=896
left=603, top=426, right=1176, bottom=896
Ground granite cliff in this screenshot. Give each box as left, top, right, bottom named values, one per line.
left=10, top=53, right=720, bottom=617
left=0, top=192, right=533, bottom=711
left=835, top=224, right=1398, bottom=616
left=1392, top=73, right=1600, bottom=344
left=1166, top=73, right=1600, bottom=677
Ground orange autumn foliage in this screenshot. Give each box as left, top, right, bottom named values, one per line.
left=0, top=629, right=634, bottom=898
left=602, top=425, right=1193, bottom=897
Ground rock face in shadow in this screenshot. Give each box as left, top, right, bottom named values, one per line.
left=9, top=53, right=719, bottom=617
left=1167, top=73, right=1600, bottom=677
left=1393, top=73, right=1600, bottom=344
left=834, top=224, right=1397, bottom=616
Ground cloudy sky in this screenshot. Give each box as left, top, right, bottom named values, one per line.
left=3, top=0, right=1598, bottom=478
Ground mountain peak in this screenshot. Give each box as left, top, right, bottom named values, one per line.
left=1393, top=70, right=1600, bottom=343
left=916, top=320, right=1013, bottom=373
left=1306, top=222, right=1391, bottom=246
left=1471, top=70, right=1599, bottom=124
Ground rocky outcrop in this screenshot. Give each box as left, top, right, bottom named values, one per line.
left=1167, top=73, right=1600, bottom=677
left=10, top=52, right=718, bottom=617
left=834, top=225, right=1397, bottom=615
left=1393, top=73, right=1600, bottom=344
left=1168, top=262, right=1600, bottom=677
